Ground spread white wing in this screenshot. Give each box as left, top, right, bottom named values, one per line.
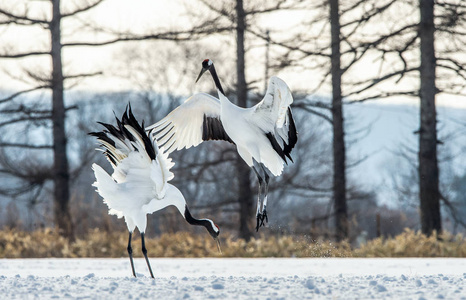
left=254, top=76, right=294, bottom=128
left=146, top=93, right=234, bottom=154
left=253, top=76, right=297, bottom=161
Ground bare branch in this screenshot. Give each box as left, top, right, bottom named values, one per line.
left=0, top=143, right=52, bottom=149
left=24, top=69, right=51, bottom=83
left=64, top=71, right=103, bottom=80
left=292, top=102, right=333, bottom=124
left=247, top=0, right=306, bottom=15
left=440, top=193, right=466, bottom=229
left=0, top=7, right=48, bottom=26
left=0, top=85, right=50, bottom=104
left=0, top=50, right=50, bottom=59
left=62, top=27, right=232, bottom=48
left=435, top=1, right=466, bottom=10
left=345, top=67, right=419, bottom=97
left=341, top=0, right=398, bottom=28
left=248, top=28, right=331, bottom=58
left=437, top=57, right=466, bottom=79
left=197, top=0, right=234, bottom=21
left=0, top=115, right=51, bottom=128
left=347, top=90, right=418, bottom=103
left=356, top=23, right=419, bottom=52
left=294, top=97, right=331, bottom=110
left=0, top=107, right=50, bottom=114
left=61, top=0, right=105, bottom=18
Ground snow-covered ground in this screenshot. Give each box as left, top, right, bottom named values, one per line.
left=1, top=258, right=465, bottom=299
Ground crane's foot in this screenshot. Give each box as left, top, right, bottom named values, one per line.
left=260, top=208, right=268, bottom=227
left=256, top=213, right=262, bottom=232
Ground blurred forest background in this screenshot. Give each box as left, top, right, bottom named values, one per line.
left=0, top=0, right=465, bottom=247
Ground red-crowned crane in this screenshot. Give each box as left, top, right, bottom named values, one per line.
left=90, top=106, right=220, bottom=278
left=147, top=59, right=297, bottom=231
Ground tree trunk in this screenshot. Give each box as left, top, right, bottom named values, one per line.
left=235, top=0, right=253, bottom=240
left=418, top=0, right=441, bottom=236
left=50, top=0, right=74, bottom=240
left=329, top=0, right=348, bottom=241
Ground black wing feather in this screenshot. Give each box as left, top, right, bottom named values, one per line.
left=266, top=108, right=298, bottom=164
left=126, top=104, right=156, bottom=160
left=202, top=115, right=235, bottom=144
left=266, top=132, right=287, bottom=164
left=283, top=108, right=297, bottom=162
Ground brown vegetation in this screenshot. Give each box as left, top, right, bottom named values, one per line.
left=0, top=228, right=464, bottom=259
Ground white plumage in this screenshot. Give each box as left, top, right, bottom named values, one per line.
left=152, top=93, right=222, bottom=152
left=147, top=59, right=298, bottom=231
left=90, top=106, right=220, bottom=278
left=147, top=77, right=294, bottom=176
left=92, top=120, right=176, bottom=230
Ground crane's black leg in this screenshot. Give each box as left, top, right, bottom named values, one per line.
left=127, top=232, right=136, bottom=277
left=260, top=167, right=270, bottom=227
left=141, top=233, right=154, bottom=279
left=253, top=166, right=264, bottom=232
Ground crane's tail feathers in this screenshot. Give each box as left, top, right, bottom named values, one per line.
left=89, top=104, right=161, bottom=167
left=149, top=141, right=175, bottom=197
left=90, top=103, right=177, bottom=200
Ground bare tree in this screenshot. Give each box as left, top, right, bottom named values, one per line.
left=329, top=0, right=348, bottom=241
left=418, top=0, right=441, bottom=235
left=0, top=0, right=108, bottom=239
left=233, top=0, right=255, bottom=240
left=345, top=0, right=466, bottom=235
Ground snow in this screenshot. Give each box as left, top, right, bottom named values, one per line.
left=0, top=258, right=465, bottom=299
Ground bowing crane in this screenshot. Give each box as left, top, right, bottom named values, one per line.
left=90, top=106, right=220, bottom=278
left=147, top=59, right=297, bottom=231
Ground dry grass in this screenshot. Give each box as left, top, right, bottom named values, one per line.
left=354, top=228, right=466, bottom=257
left=0, top=228, right=464, bottom=258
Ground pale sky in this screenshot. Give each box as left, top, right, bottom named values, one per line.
left=1, top=0, right=466, bottom=109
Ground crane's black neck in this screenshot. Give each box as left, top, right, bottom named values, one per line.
left=184, top=205, right=219, bottom=238
left=208, top=64, right=225, bottom=96
left=184, top=205, right=209, bottom=228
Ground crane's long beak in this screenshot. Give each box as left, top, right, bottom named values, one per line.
left=196, top=68, right=207, bottom=83
left=215, top=237, right=222, bottom=254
